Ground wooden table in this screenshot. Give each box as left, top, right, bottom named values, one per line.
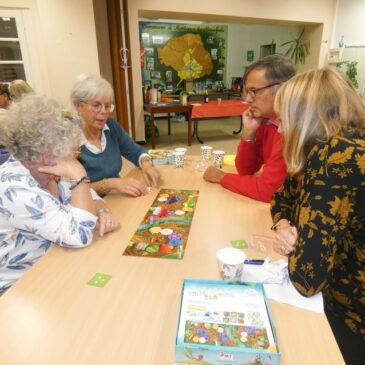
left=144, top=102, right=193, bottom=148
left=0, top=157, right=344, bottom=365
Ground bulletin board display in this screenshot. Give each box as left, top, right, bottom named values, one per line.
left=139, top=22, right=228, bottom=92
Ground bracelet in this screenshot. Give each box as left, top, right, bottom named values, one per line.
left=69, top=176, right=90, bottom=190
left=96, top=208, right=111, bottom=216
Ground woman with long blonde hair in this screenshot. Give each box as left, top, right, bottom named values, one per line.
left=271, top=66, right=364, bottom=364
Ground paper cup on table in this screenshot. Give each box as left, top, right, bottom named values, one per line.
left=217, top=98, right=222, bottom=104
left=172, top=151, right=185, bottom=168
left=216, top=247, right=246, bottom=281
left=213, top=150, right=225, bottom=168
left=174, top=147, right=187, bottom=155
left=200, top=145, right=213, bottom=161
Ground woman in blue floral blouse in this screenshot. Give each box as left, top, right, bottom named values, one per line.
left=271, top=67, right=364, bottom=364
left=0, top=94, right=118, bottom=294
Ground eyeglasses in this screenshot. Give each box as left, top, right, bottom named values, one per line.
left=244, top=82, right=281, bottom=98
left=83, top=101, right=115, bottom=113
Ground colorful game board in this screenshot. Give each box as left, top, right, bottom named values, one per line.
left=177, top=280, right=277, bottom=354
left=123, top=189, right=199, bottom=259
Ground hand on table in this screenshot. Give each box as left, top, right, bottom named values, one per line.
left=203, top=166, right=226, bottom=184
left=96, top=209, right=119, bottom=237
left=114, top=177, right=147, bottom=197
left=273, top=219, right=298, bottom=256
left=141, top=159, right=160, bottom=188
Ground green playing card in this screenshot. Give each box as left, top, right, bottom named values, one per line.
left=87, top=273, right=112, bottom=288
left=230, top=239, right=248, bottom=249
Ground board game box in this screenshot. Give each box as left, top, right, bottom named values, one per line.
left=123, top=189, right=199, bottom=259
left=148, top=149, right=174, bottom=165
left=175, top=279, right=280, bottom=365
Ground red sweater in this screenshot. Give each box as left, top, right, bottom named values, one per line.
left=220, top=121, right=287, bottom=203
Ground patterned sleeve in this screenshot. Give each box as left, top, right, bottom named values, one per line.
left=270, top=176, right=299, bottom=225
left=1, top=177, right=97, bottom=248
left=287, top=136, right=364, bottom=296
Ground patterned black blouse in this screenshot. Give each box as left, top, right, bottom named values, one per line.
left=271, top=130, right=365, bottom=340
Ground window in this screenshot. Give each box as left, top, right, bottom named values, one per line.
left=0, top=9, right=33, bottom=84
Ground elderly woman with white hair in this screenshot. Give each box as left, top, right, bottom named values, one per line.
left=0, top=94, right=118, bottom=294
left=70, top=74, right=160, bottom=197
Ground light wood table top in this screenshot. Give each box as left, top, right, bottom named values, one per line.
left=0, top=157, right=344, bottom=365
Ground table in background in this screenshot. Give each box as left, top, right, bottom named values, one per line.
left=161, top=90, right=242, bottom=102
left=144, top=102, right=193, bottom=148
left=191, top=99, right=250, bottom=143
left=0, top=157, right=344, bottom=365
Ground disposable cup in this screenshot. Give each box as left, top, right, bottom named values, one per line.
left=216, top=247, right=246, bottom=281
left=200, top=145, right=213, bottom=161
left=213, top=150, right=225, bottom=168
left=172, top=151, right=185, bottom=168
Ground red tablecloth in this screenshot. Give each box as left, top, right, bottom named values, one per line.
left=191, top=99, right=250, bottom=119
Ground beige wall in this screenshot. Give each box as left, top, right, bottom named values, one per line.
left=0, top=0, right=100, bottom=104
left=129, top=0, right=336, bottom=141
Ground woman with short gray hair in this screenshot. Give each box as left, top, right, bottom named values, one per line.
left=71, top=74, right=160, bottom=197
left=0, top=94, right=118, bottom=294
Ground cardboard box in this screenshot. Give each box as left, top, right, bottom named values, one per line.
left=175, top=279, right=280, bottom=365
left=148, top=149, right=174, bottom=165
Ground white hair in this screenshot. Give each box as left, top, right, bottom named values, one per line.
left=70, top=74, right=114, bottom=105
left=2, top=94, right=82, bottom=163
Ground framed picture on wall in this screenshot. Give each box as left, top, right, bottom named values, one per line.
left=260, top=43, right=276, bottom=58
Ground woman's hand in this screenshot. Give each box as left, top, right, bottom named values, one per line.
left=96, top=208, right=119, bottom=236
left=113, top=177, right=147, bottom=196
left=38, top=157, right=87, bottom=180
left=273, top=219, right=298, bottom=256
left=141, top=159, right=160, bottom=187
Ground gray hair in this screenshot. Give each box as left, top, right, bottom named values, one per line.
left=8, top=79, right=34, bottom=99
left=70, top=74, right=114, bottom=105
left=2, top=94, right=82, bottom=163
left=243, top=54, right=296, bottom=85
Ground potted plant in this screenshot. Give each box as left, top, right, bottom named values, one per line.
left=280, top=28, right=310, bottom=65
left=336, top=60, right=359, bottom=89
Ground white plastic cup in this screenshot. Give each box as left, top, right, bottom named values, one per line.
left=213, top=150, right=225, bottom=168
left=150, top=88, right=158, bottom=104
left=172, top=151, right=185, bottom=168
left=217, top=98, right=222, bottom=104
left=200, top=145, right=213, bottom=161
left=174, top=147, right=187, bottom=155
left=216, top=247, right=246, bottom=281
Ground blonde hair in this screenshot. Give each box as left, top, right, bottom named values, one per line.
left=274, top=66, right=365, bottom=175
left=2, top=94, right=82, bottom=163
left=8, top=79, right=34, bottom=100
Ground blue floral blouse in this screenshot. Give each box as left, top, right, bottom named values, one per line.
left=0, top=157, right=97, bottom=294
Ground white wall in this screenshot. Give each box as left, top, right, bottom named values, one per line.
left=226, top=23, right=300, bottom=83
left=332, top=0, right=365, bottom=95
left=0, top=0, right=100, bottom=104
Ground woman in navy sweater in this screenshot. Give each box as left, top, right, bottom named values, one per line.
left=71, top=74, right=160, bottom=197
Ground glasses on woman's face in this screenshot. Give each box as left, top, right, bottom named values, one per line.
left=83, top=101, right=115, bottom=113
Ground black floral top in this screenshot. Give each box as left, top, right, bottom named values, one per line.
left=271, top=130, right=365, bottom=340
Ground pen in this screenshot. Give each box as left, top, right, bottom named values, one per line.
left=244, top=259, right=265, bottom=265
